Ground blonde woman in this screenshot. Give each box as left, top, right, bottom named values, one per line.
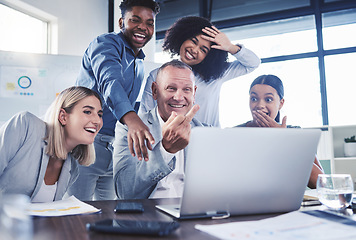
left=0, top=86, right=103, bottom=202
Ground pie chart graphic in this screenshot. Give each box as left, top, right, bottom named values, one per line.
left=18, top=76, right=32, bottom=89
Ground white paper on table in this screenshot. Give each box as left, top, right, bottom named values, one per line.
left=27, top=196, right=101, bottom=217
left=304, top=189, right=318, bottom=199
left=195, top=211, right=356, bottom=240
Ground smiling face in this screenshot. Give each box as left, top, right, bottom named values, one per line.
left=119, top=6, right=155, bottom=55
left=59, top=96, right=103, bottom=152
left=249, top=84, right=284, bottom=120
left=179, top=34, right=211, bottom=66
left=152, top=65, right=196, bottom=122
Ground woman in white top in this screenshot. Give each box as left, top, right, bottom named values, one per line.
left=139, top=16, right=260, bottom=126
left=0, top=86, right=103, bottom=202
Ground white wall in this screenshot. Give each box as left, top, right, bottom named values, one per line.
left=1, top=0, right=108, bottom=56
left=0, top=0, right=160, bottom=126
left=2, top=0, right=157, bottom=58
left=1, top=0, right=158, bottom=57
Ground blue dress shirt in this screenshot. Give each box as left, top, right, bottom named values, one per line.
left=76, top=31, right=145, bottom=136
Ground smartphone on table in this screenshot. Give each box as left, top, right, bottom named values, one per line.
left=114, top=201, right=144, bottom=213
left=86, top=219, right=180, bottom=236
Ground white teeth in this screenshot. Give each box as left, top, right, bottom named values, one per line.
left=186, top=51, right=194, bottom=60
left=169, top=104, right=184, bottom=108
left=134, top=33, right=145, bottom=38
left=85, top=128, right=96, bottom=133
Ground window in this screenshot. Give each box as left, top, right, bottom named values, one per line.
left=154, top=39, right=175, bottom=64
left=220, top=57, right=322, bottom=128
left=322, top=9, right=356, bottom=50
left=154, top=3, right=356, bottom=128
left=325, top=52, right=356, bottom=126
left=220, top=9, right=356, bottom=128
left=0, top=3, right=48, bottom=54
left=322, top=9, right=356, bottom=126
left=223, top=15, right=317, bottom=59
left=220, top=15, right=321, bottom=128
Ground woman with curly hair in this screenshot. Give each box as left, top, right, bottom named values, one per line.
left=139, top=16, right=260, bottom=126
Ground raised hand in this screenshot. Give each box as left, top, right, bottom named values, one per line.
left=162, top=105, right=200, bottom=153
left=201, top=26, right=240, bottom=54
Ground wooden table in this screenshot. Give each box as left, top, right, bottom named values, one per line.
left=32, top=198, right=283, bottom=240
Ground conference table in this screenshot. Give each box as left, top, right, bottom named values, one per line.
left=32, top=197, right=294, bottom=240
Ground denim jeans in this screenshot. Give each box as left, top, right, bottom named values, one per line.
left=67, top=133, right=116, bottom=200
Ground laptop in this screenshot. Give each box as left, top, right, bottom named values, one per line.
left=156, top=127, right=321, bottom=219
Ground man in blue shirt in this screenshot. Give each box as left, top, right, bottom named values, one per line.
left=68, top=0, right=160, bottom=200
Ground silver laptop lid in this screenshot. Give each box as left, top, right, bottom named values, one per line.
left=179, top=127, right=321, bottom=217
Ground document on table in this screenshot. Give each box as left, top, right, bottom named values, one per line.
left=304, top=189, right=318, bottom=200
left=27, top=196, right=101, bottom=217
left=195, top=211, right=356, bottom=240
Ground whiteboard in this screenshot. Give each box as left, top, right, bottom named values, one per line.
left=0, top=50, right=160, bottom=126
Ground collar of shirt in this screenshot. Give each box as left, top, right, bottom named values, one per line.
left=157, top=107, right=165, bottom=128
left=118, top=31, right=146, bottom=60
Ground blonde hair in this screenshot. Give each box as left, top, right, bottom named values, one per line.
left=44, top=86, right=102, bottom=166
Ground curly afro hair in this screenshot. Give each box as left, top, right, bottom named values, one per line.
left=162, top=16, right=228, bottom=82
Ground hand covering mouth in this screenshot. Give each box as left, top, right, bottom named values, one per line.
left=84, top=127, right=97, bottom=133
left=254, top=110, right=269, bottom=116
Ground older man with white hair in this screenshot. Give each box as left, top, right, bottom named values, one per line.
left=113, top=60, right=204, bottom=199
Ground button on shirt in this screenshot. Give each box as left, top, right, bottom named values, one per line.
left=76, top=31, right=145, bottom=136
left=149, top=109, right=185, bottom=199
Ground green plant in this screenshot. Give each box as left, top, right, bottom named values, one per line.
left=345, top=135, right=356, bottom=143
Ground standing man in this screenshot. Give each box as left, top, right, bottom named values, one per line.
left=68, top=0, right=160, bottom=200
left=113, top=60, right=203, bottom=199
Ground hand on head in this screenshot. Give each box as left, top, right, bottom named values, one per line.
left=201, top=26, right=239, bottom=54
left=252, top=110, right=287, bottom=128
left=162, top=105, right=200, bottom=153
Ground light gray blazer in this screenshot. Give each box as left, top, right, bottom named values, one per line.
left=0, top=112, right=79, bottom=201
left=113, top=107, right=205, bottom=199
